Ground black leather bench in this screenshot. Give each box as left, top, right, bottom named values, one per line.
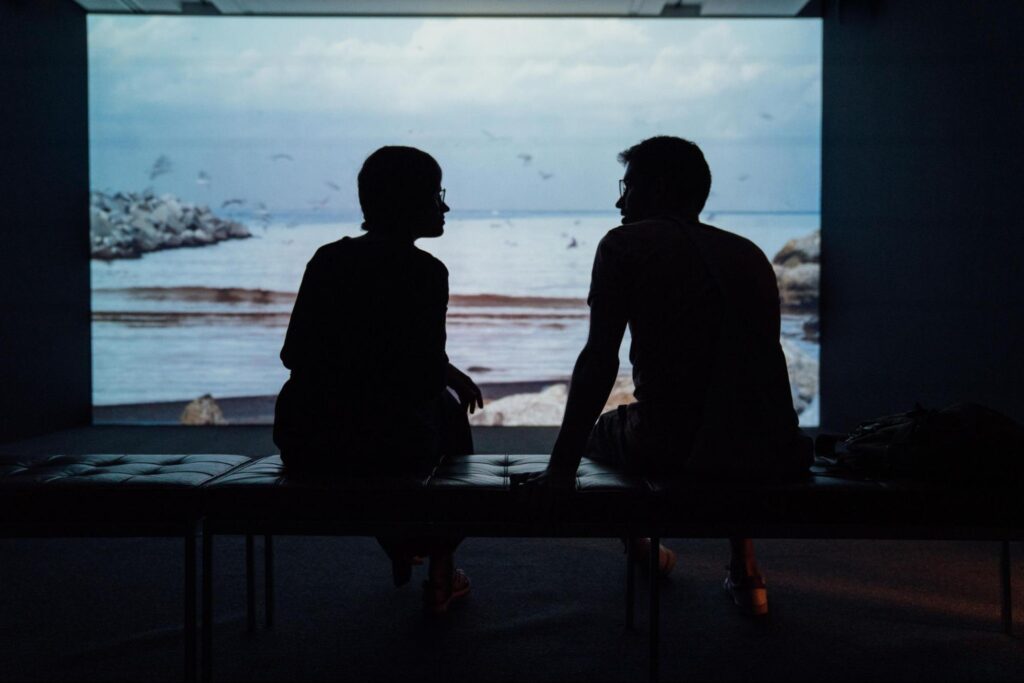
left=201, top=453, right=1023, bottom=683
left=0, top=453, right=253, bottom=682
left=3, top=452, right=1019, bottom=682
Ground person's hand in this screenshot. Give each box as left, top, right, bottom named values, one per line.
left=510, top=467, right=576, bottom=521
left=446, top=364, right=484, bottom=414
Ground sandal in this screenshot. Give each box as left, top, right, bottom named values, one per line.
left=422, top=568, right=471, bottom=614
left=723, top=570, right=769, bottom=617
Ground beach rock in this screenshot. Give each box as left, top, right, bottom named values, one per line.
left=774, top=262, right=820, bottom=311
left=802, top=316, right=820, bottom=343
left=90, top=190, right=251, bottom=260
left=772, top=230, right=820, bottom=314
left=469, top=383, right=568, bottom=426
left=773, top=230, right=820, bottom=267
left=781, top=339, right=818, bottom=415
left=180, top=394, right=227, bottom=426
left=148, top=202, right=174, bottom=226
left=90, top=207, right=113, bottom=237
left=227, top=221, right=250, bottom=238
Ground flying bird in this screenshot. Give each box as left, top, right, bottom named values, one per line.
left=538, top=171, right=554, bottom=181
left=760, top=112, right=775, bottom=121
left=517, top=153, right=533, bottom=165
left=567, top=237, right=578, bottom=249
left=481, top=129, right=510, bottom=142
left=221, top=198, right=245, bottom=208
left=325, top=181, right=341, bottom=192
left=196, top=171, right=211, bottom=187
left=271, top=153, right=293, bottom=162
left=148, top=155, right=172, bottom=181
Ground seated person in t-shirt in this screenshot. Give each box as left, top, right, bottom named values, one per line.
left=273, top=146, right=483, bottom=614
left=518, top=136, right=811, bottom=617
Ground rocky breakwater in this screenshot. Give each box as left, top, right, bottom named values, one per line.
left=772, top=229, right=820, bottom=327
left=772, top=229, right=820, bottom=416
left=90, top=190, right=250, bottom=259
left=770, top=231, right=819, bottom=348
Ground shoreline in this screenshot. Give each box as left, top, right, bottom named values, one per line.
left=93, top=379, right=570, bottom=425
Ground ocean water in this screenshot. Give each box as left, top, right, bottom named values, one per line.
left=91, top=210, right=820, bottom=423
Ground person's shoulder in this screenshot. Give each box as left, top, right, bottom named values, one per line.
left=697, top=222, right=770, bottom=263
left=606, top=216, right=686, bottom=239
left=412, top=245, right=449, bottom=276
left=601, top=217, right=685, bottom=252
left=600, top=221, right=645, bottom=248
left=308, top=236, right=353, bottom=266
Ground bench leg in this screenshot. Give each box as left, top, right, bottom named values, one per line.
left=1001, top=540, right=1012, bottom=635
left=185, top=526, right=197, bottom=683
left=202, top=527, right=213, bottom=683
left=649, top=536, right=660, bottom=683
left=246, top=534, right=256, bottom=632
left=626, top=539, right=636, bottom=630
left=265, top=534, right=275, bottom=629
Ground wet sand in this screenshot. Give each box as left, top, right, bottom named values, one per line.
left=92, top=379, right=569, bottom=425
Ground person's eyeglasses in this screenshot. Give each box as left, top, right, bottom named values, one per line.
left=618, top=179, right=628, bottom=198
left=437, top=188, right=446, bottom=203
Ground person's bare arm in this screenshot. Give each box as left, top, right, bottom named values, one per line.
left=545, top=302, right=627, bottom=484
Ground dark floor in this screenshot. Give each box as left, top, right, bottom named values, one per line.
left=1, top=427, right=1022, bottom=682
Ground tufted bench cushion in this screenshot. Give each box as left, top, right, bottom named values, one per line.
left=426, top=454, right=651, bottom=534
left=0, top=454, right=252, bottom=527
left=649, top=464, right=1024, bottom=540
left=204, top=455, right=434, bottom=533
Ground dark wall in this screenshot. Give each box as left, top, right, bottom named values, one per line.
left=0, top=1, right=91, bottom=442
left=2, top=0, right=1021, bottom=440
left=820, top=0, right=1024, bottom=430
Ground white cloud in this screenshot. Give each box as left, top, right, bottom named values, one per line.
left=89, top=17, right=820, bottom=138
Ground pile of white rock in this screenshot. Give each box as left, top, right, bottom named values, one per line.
left=90, top=190, right=250, bottom=260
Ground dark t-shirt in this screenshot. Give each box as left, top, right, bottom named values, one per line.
left=588, top=217, right=799, bottom=454
left=273, top=232, right=449, bottom=465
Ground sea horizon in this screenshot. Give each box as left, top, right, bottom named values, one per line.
left=90, top=209, right=820, bottom=425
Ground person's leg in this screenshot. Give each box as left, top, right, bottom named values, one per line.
left=728, top=538, right=760, bottom=577
left=423, top=536, right=471, bottom=613
left=725, top=537, right=768, bottom=616
left=419, top=391, right=472, bottom=609
left=587, top=405, right=678, bottom=577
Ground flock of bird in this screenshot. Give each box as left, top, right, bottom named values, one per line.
left=142, top=120, right=760, bottom=247
left=145, top=152, right=346, bottom=229
left=145, top=146, right=576, bottom=249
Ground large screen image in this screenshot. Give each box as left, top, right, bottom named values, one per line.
left=89, top=16, right=821, bottom=426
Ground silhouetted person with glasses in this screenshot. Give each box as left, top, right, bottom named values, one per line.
left=274, top=146, right=482, bottom=614
left=518, top=136, right=811, bottom=616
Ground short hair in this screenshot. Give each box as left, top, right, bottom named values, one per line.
left=617, top=136, right=712, bottom=215
left=357, top=146, right=442, bottom=229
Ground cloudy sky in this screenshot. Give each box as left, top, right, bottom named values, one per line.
left=88, top=16, right=821, bottom=214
